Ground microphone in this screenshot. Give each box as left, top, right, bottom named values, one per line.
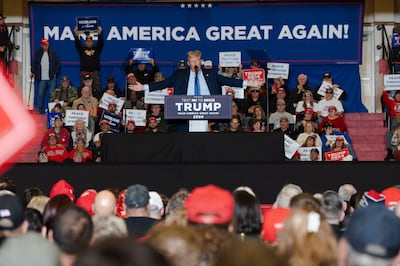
left=194, top=65, right=199, bottom=72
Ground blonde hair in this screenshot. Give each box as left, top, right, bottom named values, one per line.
left=27, top=195, right=50, bottom=214
left=187, top=50, right=202, bottom=60
left=277, top=208, right=337, bottom=266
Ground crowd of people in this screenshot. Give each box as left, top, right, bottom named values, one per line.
left=33, top=37, right=364, bottom=162
left=1, top=177, right=400, bottom=266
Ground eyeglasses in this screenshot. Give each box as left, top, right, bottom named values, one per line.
left=325, top=91, right=333, bottom=94
left=250, top=90, right=260, bottom=93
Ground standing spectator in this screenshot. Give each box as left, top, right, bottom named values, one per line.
left=126, top=57, right=159, bottom=84
left=41, top=116, right=70, bottom=150
left=123, top=184, right=159, bottom=239
left=0, top=194, right=28, bottom=238
left=0, top=13, right=9, bottom=66
left=31, top=38, right=61, bottom=114
left=74, top=26, right=103, bottom=90
left=50, top=76, right=78, bottom=114
left=320, top=190, right=346, bottom=240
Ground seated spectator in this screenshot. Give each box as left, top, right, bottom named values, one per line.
left=296, top=107, right=317, bottom=133
left=147, top=104, right=168, bottom=132
left=243, top=87, right=267, bottom=117
left=68, top=137, right=93, bottom=163
left=269, top=87, right=295, bottom=114
left=248, top=105, right=267, bottom=132
left=224, top=115, right=244, bottom=133
left=218, top=64, right=242, bottom=79
left=320, top=121, right=354, bottom=154
left=103, top=76, right=124, bottom=98
left=317, top=106, right=347, bottom=133
left=50, top=75, right=78, bottom=114
left=272, top=116, right=298, bottom=140
left=122, top=119, right=137, bottom=134
left=72, top=85, right=99, bottom=133
left=37, top=150, right=49, bottom=163
left=295, top=89, right=317, bottom=122
left=391, top=124, right=400, bottom=160
left=145, top=116, right=162, bottom=133
left=93, top=120, right=113, bottom=144
left=326, top=136, right=357, bottom=161
left=41, top=116, right=70, bottom=150
left=43, top=133, right=69, bottom=163
left=211, top=100, right=246, bottom=132
left=249, top=119, right=266, bottom=133
left=289, top=73, right=313, bottom=105
left=296, top=121, right=322, bottom=147
left=269, top=99, right=295, bottom=130
left=71, top=118, right=93, bottom=149
left=314, top=87, right=344, bottom=121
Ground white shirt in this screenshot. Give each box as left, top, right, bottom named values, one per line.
left=40, top=51, right=50, bottom=80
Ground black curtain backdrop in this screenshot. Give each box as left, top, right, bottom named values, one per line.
left=4, top=162, right=400, bottom=204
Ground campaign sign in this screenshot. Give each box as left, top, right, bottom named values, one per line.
left=100, top=111, right=121, bottom=132
left=65, top=110, right=89, bottom=127
left=266, top=62, right=290, bottom=79
left=325, top=148, right=350, bottom=161
left=242, top=69, right=265, bottom=82
left=284, top=134, right=300, bottom=159
left=47, top=112, right=62, bottom=129
left=164, top=95, right=232, bottom=120
left=76, top=16, right=99, bottom=32
left=298, top=146, right=322, bottom=161
left=123, top=109, right=147, bottom=126
left=392, top=34, right=400, bottom=48
left=384, top=74, right=400, bottom=91
left=317, top=81, right=344, bottom=99
left=219, top=51, right=241, bottom=67
left=99, top=93, right=124, bottom=113
left=48, top=101, right=64, bottom=112
left=144, top=87, right=173, bottom=104
left=129, top=48, right=153, bottom=63
left=222, top=85, right=245, bottom=99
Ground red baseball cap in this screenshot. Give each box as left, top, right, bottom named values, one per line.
left=328, top=106, right=337, bottom=112
left=49, top=179, right=75, bottom=201
left=41, top=38, right=49, bottom=46
left=185, top=184, right=234, bottom=224
left=76, top=189, right=97, bottom=216
left=261, top=207, right=292, bottom=243
left=305, top=107, right=314, bottom=114
left=382, top=186, right=400, bottom=209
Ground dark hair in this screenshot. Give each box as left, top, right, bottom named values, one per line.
left=42, top=194, right=74, bottom=231
left=52, top=206, right=93, bottom=254
left=25, top=207, right=43, bottom=232
left=0, top=177, right=16, bottom=193
left=75, top=238, right=171, bottom=266
left=23, top=187, right=43, bottom=206
left=232, top=190, right=262, bottom=236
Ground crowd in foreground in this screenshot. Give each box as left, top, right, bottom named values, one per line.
left=1, top=177, right=400, bottom=266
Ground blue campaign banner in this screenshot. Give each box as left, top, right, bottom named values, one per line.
left=76, top=16, right=99, bottom=32
left=29, top=1, right=367, bottom=113
left=47, top=112, right=62, bottom=129
left=129, top=48, right=153, bottom=63
left=100, top=111, right=121, bottom=132
left=165, top=95, right=232, bottom=119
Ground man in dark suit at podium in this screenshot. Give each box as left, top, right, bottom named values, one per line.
left=129, top=50, right=264, bottom=95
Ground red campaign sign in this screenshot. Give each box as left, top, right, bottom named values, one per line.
left=324, top=148, right=350, bottom=161
left=0, top=70, right=39, bottom=174
left=242, top=68, right=265, bottom=82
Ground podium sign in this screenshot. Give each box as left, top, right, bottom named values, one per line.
left=164, top=95, right=232, bottom=120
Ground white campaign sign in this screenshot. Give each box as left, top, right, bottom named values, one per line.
left=123, top=109, right=147, bottom=127
left=219, top=51, right=241, bottom=67
left=144, top=88, right=170, bottom=104
left=99, top=93, right=124, bottom=113
left=284, top=134, right=300, bottom=159
left=384, top=74, right=400, bottom=91
left=221, top=85, right=245, bottom=99
left=266, top=62, right=289, bottom=79
left=65, top=110, right=89, bottom=127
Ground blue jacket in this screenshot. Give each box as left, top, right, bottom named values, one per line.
left=149, top=68, right=244, bottom=95
left=31, top=48, right=61, bottom=82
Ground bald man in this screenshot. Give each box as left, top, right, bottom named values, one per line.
left=92, top=190, right=117, bottom=216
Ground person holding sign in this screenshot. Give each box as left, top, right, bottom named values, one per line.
left=129, top=50, right=264, bottom=96
left=50, top=76, right=78, bottom=114
left=126, top=57, right=159, bottom=84
left=74, top=26, right=104, bottom=90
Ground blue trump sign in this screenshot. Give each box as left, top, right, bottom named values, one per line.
left=76, top=16, right=99, bottom=32
left=165, top=95, right=232, bottom=120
